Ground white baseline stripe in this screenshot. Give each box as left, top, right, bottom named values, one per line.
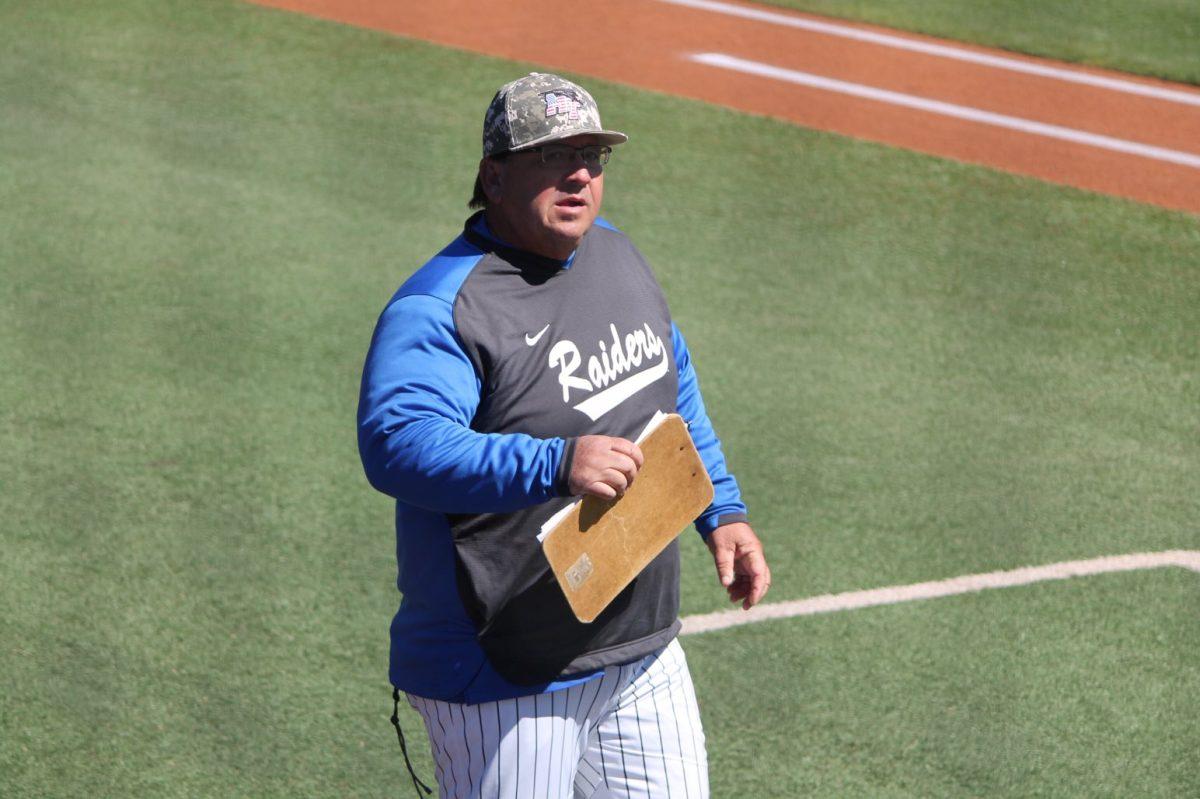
left=681, top=550, right=1200, bottom=635
left=662, top=0, right=1200, bottom=108
left=690, top=53, right=1200, bottom=170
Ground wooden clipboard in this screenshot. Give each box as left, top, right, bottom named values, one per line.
left=541, top=413, right=714, bottom=623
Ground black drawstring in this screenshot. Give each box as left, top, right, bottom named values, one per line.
left=391, top=687, right=434, bottom=797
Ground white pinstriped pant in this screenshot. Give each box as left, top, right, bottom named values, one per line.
left=407, top=638, right=709, bottom=799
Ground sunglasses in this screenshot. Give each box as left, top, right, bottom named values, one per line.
left=498, top=144, right=612, bottom=168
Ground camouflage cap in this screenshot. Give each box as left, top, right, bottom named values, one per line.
left=482, top=72, right=628, bottom=157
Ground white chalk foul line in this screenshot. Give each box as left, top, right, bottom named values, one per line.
left=661, top=0, right=1200, bottom=108
left=690, top=53, right=1200, bottom=170
left=681, top=550, right=1200, bottom=635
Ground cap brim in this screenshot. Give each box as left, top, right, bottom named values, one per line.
left=508, top=128, right=629, bottom=151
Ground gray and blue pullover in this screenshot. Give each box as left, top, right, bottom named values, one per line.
left=357, top=213, right=746, bottom=703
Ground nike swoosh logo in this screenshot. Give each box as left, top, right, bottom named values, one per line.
left=524, top=324, right=550, bottom=347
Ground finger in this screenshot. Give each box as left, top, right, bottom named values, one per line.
left=598, top=468, right=629, bottom=496
left=609, top=453, right=638, bottom=486
left=609, top=438, right=644, bottom=469
left=726, top=576, right=752, bottom=600
left=585, top=481, right=617, bottom=500
left=628, top=441, right=645, bottom=469
left=748, top=580, right=769, bottom=607
left=744, top=583, right=769, bottom=610
left=604, top=448, right=638, bottom=476
left=743, top=558, right=771, bottom=610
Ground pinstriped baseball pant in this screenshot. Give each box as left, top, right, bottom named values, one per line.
left=407, top=638, right=709, bottom=799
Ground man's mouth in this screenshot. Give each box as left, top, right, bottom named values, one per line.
left=556, top=196, right=587, bottom=208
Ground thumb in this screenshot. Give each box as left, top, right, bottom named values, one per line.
left=713, top=542, right=735, bottom=586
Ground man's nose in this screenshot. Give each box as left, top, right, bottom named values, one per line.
left=563, top=157, right=596, bottom=183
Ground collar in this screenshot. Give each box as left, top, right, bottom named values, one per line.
left=464, top=211, right=578, bottom=272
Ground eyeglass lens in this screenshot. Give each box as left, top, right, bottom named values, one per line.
left=539, top=145, right=611, bottom=167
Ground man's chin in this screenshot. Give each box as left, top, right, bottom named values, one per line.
left=549, top=212, right=595, bottom=239
left=532, top=229, right=583, bottom=260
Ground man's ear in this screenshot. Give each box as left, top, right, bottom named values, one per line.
left=480, top=157, right=504, bottom=205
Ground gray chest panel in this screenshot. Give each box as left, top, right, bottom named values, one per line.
left=456, top=227, right=679, bottom=440
left=449, top=223, right=682, bottom=684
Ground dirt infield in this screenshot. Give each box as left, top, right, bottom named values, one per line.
left=250, top=0, right=1200, bottom=215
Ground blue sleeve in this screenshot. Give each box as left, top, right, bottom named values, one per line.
left=672, top=323, right=749, bottom=537
left=357, top=293, right=567, bottom=514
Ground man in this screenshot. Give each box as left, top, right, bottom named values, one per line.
left=357, top=72, right=770, bottom=799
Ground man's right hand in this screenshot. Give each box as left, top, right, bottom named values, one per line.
left=567, top=436, right=644, bottom=500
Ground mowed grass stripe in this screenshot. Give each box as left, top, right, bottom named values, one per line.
left=763, top=0, right=1200, bottom=85
left=2, top=0, right=1198, bottom=796
left=668, top=0, right=1200, bottom=106
left=689, top=52, right=1200, bottom=168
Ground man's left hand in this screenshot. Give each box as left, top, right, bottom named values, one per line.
left=706, top=522, right=771, bottom=610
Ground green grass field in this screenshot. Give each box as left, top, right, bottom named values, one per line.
left=2, top=1, right=1198, bottom=796
left=769, top=0, right=1200, bottom=85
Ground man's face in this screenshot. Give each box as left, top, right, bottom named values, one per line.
left=483, top=134, right=606, bottom=260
